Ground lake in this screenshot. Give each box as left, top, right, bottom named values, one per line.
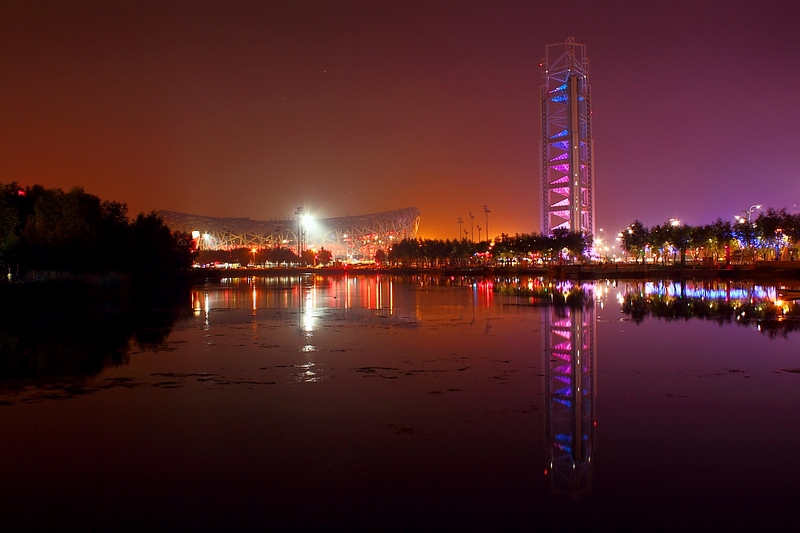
left=2, top=274, right=799, bottom=532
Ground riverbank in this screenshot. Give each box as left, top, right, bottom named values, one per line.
left=191, top=261, right=800, bottom=283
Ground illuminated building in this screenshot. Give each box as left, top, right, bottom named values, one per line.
left=541, top=37, right=595, bottom=235
left=159, top=208, right=420, bottom=260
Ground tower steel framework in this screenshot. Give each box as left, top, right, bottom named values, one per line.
left=541, top=38, right=595, bottom=235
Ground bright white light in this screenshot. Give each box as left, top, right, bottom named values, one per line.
left=300, top=214, right=317, bottom=232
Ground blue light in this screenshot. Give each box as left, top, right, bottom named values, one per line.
left=641, top=282, right=774, bottom=301
left=554, top=443, right=572, bottom=453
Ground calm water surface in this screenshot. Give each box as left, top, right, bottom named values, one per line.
left=2, top=275, right=799, bottom=532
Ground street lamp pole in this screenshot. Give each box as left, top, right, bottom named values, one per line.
left=295, top=207, right=303, bottom=258
left=483, top=205, right=490, bottom=241
left=457, top=217, right=463, bottom=240
left=734, top=204, right=761, bottom=264
left=746, top=204, right=762, bottom=224
left=469, top=212, right=475, bottom=242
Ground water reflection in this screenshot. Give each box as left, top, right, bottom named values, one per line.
left=0, top=280, right=189, bottom=395
left=198, top=274, right=605, bottom=498
left=191, top=274, right=427, bottom=327
left=542, top=285, right=596, bottom=498
left=619, top=279, right=800, bottom=337
left=4, top=274, right=800, bottom=530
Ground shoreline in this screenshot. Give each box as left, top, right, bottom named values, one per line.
left=192, top=262, right=800, bottom=283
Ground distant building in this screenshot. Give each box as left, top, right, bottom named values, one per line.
left=159, top=208, right=420, bottom=261
left=541, top=37, right=595, bottom=235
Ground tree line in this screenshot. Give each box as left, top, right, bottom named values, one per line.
left=0, top=183, right=194, bottom=278
left=386, top=229, right=592, bottom=267
left=619, top=208, right=800, bottom=265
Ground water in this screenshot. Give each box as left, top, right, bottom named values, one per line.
left=2, top=275, right=799, bottom=532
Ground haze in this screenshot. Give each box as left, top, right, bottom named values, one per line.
left=2, top=0, right=798, bottom=239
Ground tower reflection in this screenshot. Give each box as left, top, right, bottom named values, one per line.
left=543, top=287, right=596, bottom=497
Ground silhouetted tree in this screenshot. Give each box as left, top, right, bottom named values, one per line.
left=129, top=211, right=194, bottom=274
left=317, top=247, right=332, bottom=266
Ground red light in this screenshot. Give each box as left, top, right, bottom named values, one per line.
left=17, top=190, right=26, bottom=196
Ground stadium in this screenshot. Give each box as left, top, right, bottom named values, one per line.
left=158, top=208, right=420, bottom=261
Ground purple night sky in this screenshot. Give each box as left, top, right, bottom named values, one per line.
left=2, top=0, right=799, bottom=242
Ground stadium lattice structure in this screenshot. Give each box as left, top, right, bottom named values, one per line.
left=159, top=208, right=420, bottom=261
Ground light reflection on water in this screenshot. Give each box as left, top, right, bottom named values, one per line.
left=185, top=274, right=800, bottom=506
left=2, top=274, right=800, bottom=531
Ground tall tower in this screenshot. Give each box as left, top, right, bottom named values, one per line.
left=541, top=38, right=595, bottom=235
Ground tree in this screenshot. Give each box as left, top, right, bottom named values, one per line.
left=705, top=219, right=733, bottom=264
left=300, top=249, right=315, bottom=266
left=620, top=221, right=648, bottom=263
left=0, top=185, right=21, bottom=270
left=755, top=208, right=788, bottom=260
left=317, top=247, right=332, bottom=266
left=670, top=223, right=692, bottom=265
left=129, top=211, right=195, bottom=274
left=266, top=246, right=299, bottom=265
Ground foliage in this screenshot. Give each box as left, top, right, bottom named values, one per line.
left=316, top=247, right=332, bottom=266
left=196, top=246, right=301, bottom=266
left=619, top=220, right=648, bottom=263
left=621, top=209, right=800, bottom=264
left=0, top=183, right=194, bottom=277
left=387, top=231, right=591, bottom=267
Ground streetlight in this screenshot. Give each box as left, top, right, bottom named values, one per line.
left=747, top=204, right=762, bottom=224
left=468, top=212, right=475, bottom=242
left=457, top=217, right=463, bottom=240
left=483, top=205, right=490, bottom=241
left=734, top=205, right=761, bottom=264
left=477, top=225, right=482, bottom=242
left=295, top=207, right=303, bottom=258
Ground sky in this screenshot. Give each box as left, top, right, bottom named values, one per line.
left=2, top=0, right=799, bottom=242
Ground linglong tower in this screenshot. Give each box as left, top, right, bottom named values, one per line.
left=541, top=38, right=595, bottom=235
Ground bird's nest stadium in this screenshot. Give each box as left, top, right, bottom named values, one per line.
left=158, top=208, right=420, bottom=261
